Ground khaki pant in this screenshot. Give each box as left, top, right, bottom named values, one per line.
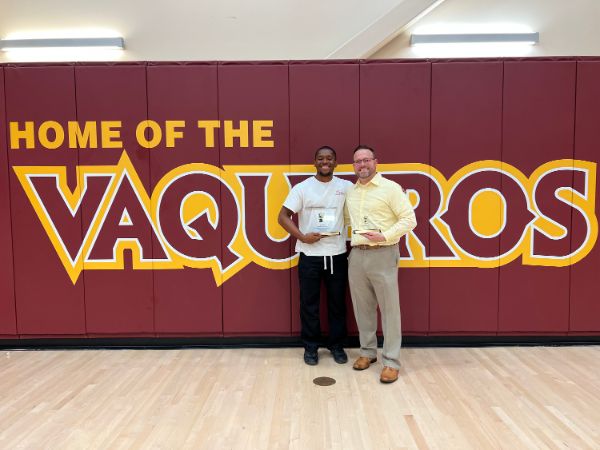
left=348, top=245, right=402, bottom=369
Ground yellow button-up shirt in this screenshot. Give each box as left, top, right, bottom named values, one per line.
left=345, top=173, right=417, bottom=247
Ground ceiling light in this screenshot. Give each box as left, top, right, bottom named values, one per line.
left=0, top=37, right=124, bottom=51
left=411, top=32, right=539, bottom=45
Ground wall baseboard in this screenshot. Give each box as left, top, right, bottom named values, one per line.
left=1, top=335, right=600, bottom=350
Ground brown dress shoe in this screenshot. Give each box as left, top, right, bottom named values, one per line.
left=380, top=366, right=399, bottom=383
left=352, top=356, right=377, bottom=370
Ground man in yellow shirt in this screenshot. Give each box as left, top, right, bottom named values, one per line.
left=345, top=145, right=417, bottom=383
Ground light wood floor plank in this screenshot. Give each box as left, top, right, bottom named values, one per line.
left=0, top=346, right=598, bottom=449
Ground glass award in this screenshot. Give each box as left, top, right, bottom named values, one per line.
left=352, top=215, right=381, bottom=235
left=311, top=208, right=340, bottom=236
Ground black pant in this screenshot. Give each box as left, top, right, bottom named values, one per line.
left=298, top=252, right=348, bottom=351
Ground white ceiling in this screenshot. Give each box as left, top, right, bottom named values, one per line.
left=0, top=0, right=441, bottom=62
left=1, top=0, right=599, bottom=62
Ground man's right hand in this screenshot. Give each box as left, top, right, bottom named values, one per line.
left=300, top=232, right=322, bottom=244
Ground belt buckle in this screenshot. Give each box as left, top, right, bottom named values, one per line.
left=357, top=244, right=377, bottom=250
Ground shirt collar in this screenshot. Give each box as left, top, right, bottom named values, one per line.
left=355, top=172, right=381, bottom=188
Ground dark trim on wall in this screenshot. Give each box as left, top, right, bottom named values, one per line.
left=1, top=335, right=599, bottom=350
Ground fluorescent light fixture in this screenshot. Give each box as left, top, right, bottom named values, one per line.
left=411, top=32, right=539, bottom=45
left=0, top=37, right=124, bottom=51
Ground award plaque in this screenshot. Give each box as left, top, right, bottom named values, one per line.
left=319, top=231, right=340, bottom=237
left=352, top=215, right=381, bottom=234
left=311, top=208, right=338, bottom=235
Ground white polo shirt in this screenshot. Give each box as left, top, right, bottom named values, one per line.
left=283, top=176, right=352, bottom=256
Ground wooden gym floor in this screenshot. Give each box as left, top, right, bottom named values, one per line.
left=1, top=346, right=598, bottom=449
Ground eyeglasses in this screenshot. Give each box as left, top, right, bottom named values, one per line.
left=353, top=157, right=375, bottom=165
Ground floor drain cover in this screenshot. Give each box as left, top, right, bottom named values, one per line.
left=313, top=376, right=336, bottom=386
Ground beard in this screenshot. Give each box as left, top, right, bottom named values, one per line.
left=357, top=168, right=372, bottom=178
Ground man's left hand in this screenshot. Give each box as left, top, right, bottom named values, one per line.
left=362, top=231, right=385, bottom=242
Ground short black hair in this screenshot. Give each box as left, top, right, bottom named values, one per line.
left=353, top=145, right=375, bottom=157
left=315, top=146, right=337, bottom=160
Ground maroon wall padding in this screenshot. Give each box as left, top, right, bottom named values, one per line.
left=5, top=65, right=86, bottom=335
left=219, top=62, right=292, bottom=335
left=75, top=64, right=154, bottom=334
left=0, top=68, right=17, bottom=335
left=499, top=61, right=576, bottom=333
left=430, top=61, right=503, bottom=333
left=360, top=61, right=431, bottom=334
left=147, top=63, right=223, bottom=335
left=289, top=61, right=359, bottom=336
left=2, top=59, right=599, bottom=341
left=571, top=61, right=600, bottom=332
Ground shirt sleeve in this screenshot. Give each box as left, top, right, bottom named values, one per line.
left=343, top=202, right=350, bottom=227
left=342, top=180, right=352, bottom=227
left=283, top=184, right=303, bottom=213
left=381, top=184, right=417, bottom=242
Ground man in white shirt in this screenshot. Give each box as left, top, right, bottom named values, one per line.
left=278, top=146, right=352, bottom=365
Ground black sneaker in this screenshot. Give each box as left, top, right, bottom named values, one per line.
left=330, top=347, right=348, bottom=364
left=304, top=349, right=319, bottom=365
